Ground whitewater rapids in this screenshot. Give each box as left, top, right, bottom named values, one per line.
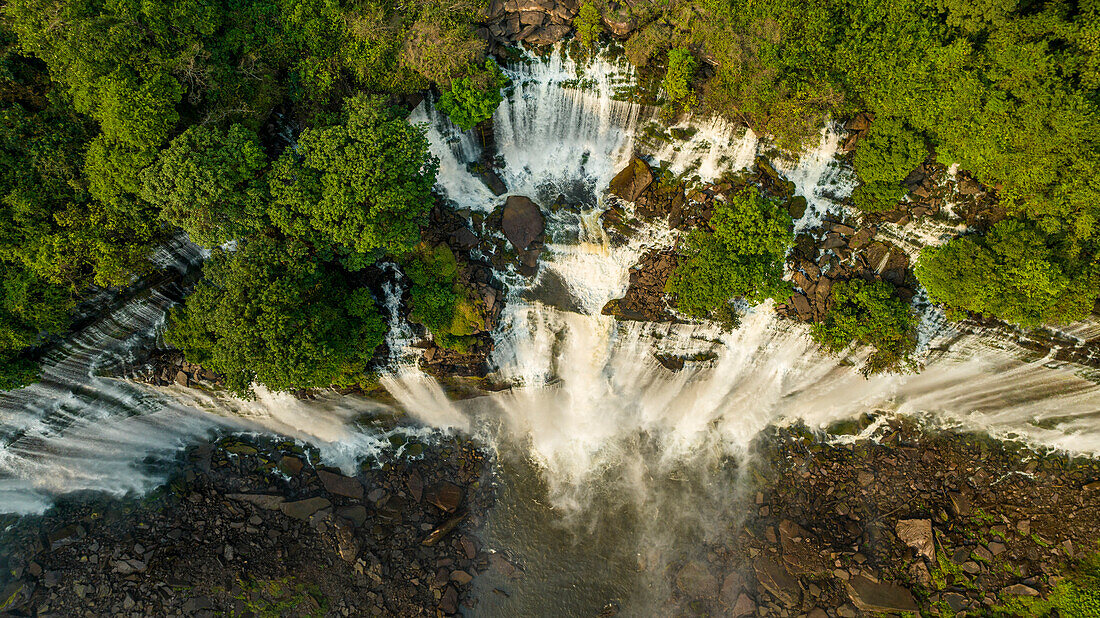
left=2, top=44, right=1100, bottom=528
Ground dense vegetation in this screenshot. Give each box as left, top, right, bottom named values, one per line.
left=0, top=0, right=501, bottom=391
left=610, top=0, right=1100, bottom=327
left=666, top=188, right=793, bottom=323
left=811, top=279, right=917, bottom=374
left=2, top=0, right=1098, bottom=388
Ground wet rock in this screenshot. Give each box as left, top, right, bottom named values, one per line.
left=844, top=575, right=918, bottom=614
left=317, top=469, right=364, bottom=500
left=489, top=552, right=522, bottom=578
left=753, top=556, right=801, bottom=607
left=896, top=519, right=934, bottom=561
left=720, top=572, right=745, bottom=607
left=423, top=513, right=467, bottom=547
left=278, top=455, right=303, bottom=476
left=440, top=585, right=459, bottom=614
left=779, top=520, right=828, bottom=574
left=47, top=524, right=86, bottom=551
left=426, top=481, right=464, bottom=513
left=676, top=560, right=719, bottom=599
left=502, top=195, right=544, bottom=252
left=609, top=157, right=654, bottom=203
left=949, top=491, right=972, bottom=517
left=730, top=593, right=756, bottom=617
left=227, top=493, right=284, bottom=510
left=407, top=470, right=424, bottom=502
left=280, top=497, right=332, bottom=521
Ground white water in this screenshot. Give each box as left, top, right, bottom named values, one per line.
left=4, top=45, right=1100, bottom=521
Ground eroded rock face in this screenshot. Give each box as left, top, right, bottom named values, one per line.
left=483, top=0, right=581, bottom=47
left=502, top=195, right=545, bottom=252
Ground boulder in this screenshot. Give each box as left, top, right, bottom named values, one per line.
left=316, top=469, right=364, bottom=500
left=896, top=519, right=935, bottom=562
left=228, top=493, right=285, bottom=510
left=281, top=497, right=332, bottom=521
left=1002, top=584, right=1040, bottom=596
left=730, top=593, right=756, bottom=617
left=526, top=23, right=571, bottom=45
left=779, top=520, right=828, bottom=574
left=676, top=561, right=719, bottom=598
left=502, top=195, right=544, bottom=251
left=609, top=157, right=654, bottom=203
left=844, top=575, right=918, bottom=614
left=753, top=556, right=801, bottom=607
left=426, top=481, right=464, bottom=513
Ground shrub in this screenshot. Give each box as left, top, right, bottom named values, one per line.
left=915, top=219, right=1099, bottom=327
left=403, top=243, right=485, bottom=352
left=811, top=279, right=917, bottom=375
left=436, top=59, right=509, bottom=130
left=666, top=188, right=793, bottom=323
left=574, top=2, right=604, bottom=49
left=662, top=47, right=698, bottom=110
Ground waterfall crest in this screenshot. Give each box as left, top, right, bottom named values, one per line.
left=4, top=45, right=1100, bottom=519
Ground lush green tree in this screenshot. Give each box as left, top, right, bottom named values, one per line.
left=166, top=236, right=387, bottom=396
left=574, top=2, right=604, bottom=49
left=141, top=124, right=269, bottom=248
left=403, top=242, right=485, bottom=351
left=662, top=47, right=698, bottom=110
left=811, top=279, right=917, bottom=375
left=436, top=59, right=508, bottom=131
left=850, top=116, right=927, bottom=212
left=269, top=95, right=438, bottom=255
left=0, top=262, right=72, bottom=388
left=666, top=188, right=793, bottom=322
left=915, top=220, right=1098, bottom=327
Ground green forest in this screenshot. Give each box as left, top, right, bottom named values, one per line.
left=0, top=0, right=1097, bottom=390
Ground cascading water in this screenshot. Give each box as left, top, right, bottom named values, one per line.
left=4, top=42, right=1100, bottom=614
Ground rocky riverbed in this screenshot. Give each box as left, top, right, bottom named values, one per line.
left=655, top=417, right=1100, bottom=617
left=0, top=433, right=498, bottom=617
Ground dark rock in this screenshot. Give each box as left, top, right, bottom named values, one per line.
left=426, top=481, right=464, bottom=513
left=753, top=556, right=801, bottom=607
left=609, top=157, right=654, bottom=203
left=227, top=493, right=284, bottom=510
left=47, top=524, right=86, bottom=551
left=844, top=575, right=918, bottom=614
left=479, top=168, right=507, bottom=196
left=407, top=470, right=424, bottom=502
left=278, top=456, right=304, bottom=476
left=440, top=585, right=459, bottom=614
left=502, top=195, right=544, bottom=251
left=423, top=513, right=467, bottom=547
left=317, top=469, right=364, bottom=500
left=281, top=497, right=332, bottom=521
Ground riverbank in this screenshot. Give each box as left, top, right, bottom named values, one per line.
left=3, top=416, right=1097, bottom=617
left=0, top=433, right=495, bottom=617
left=656, top=416, right=1100, bottom=617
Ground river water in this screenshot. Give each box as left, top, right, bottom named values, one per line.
left=3, top=45, right=1100, bottom=616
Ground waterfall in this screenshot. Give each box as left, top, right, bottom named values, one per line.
left=4, top=44, right=1100, bottom=530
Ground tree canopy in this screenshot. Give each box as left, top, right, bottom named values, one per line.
left=269, top=95, right=438, bottom=256
left=166, top=237, right=387, bottom=396
left=666, top=188, right=793, bottom=323
left=811, top=279, right=918, bottom=375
